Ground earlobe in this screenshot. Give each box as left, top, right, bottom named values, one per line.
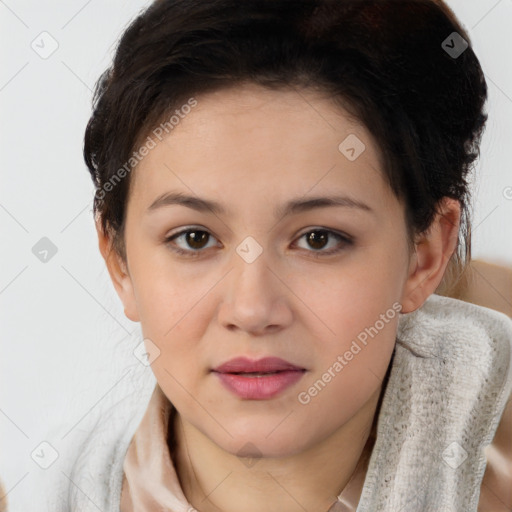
left=95, top=218, right=140, bottom=323
left=400, top=198, right=461, bottom=314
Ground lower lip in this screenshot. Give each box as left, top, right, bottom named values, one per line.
left=212, top=370, right=306, bottom=400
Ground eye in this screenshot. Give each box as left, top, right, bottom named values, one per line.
left=164, top=227, right=220, bottom=257
left=293, top=228, right=353, bottom=257
left=164, top=226, right=353, bottom=259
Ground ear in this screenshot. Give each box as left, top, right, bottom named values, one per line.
left=95, top=218, right=140, bottom=322
left=400, top=197, right=461, bottom=314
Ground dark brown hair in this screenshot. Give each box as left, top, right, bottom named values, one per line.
left=84, top=0, right=488, bottom=289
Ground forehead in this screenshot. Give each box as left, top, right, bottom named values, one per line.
left=128, top=84, right=392, bottom=214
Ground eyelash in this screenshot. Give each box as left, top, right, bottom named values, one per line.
left=164, top=226, right=354, bottom=259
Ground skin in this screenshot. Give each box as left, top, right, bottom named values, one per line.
left=97, top=83, right=460, bottom=512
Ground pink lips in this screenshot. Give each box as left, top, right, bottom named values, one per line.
left=211, top=357, right=306, bottom=400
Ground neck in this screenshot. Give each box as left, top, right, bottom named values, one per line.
left=170, top=388, right=382, bottom=512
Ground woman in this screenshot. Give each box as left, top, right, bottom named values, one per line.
left=45, top=0, right=512, bottom=511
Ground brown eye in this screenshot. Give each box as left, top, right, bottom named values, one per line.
left=165, top=228, right=219, bottom=257
left=184, top=230, right=210, bottom=249
left=305, top=230, right=329, bottom=250
left=295, top=228, right=353, bottom=257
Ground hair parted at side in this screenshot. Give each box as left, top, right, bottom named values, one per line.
left=84, top=0, right=488, bottom=291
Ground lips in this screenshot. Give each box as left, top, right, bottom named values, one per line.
left=212, top=356, right=305, bottom=374
left=211, top=356, right=306, bottom=400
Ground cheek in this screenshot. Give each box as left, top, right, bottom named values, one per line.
left=292, top=247, right=404, bottom=412
left=298, top=309, right=398, bottom=408
left=129, top=242, right=206, bottom=336
left=289, top=245, right=405, bottom=345
left=139, top=280, right=208, bottom=408
left=293, top=313, right=398, bottom=443
left=130, top=276, right=209, bottom=398
left=129, top=253, right=219, bottom=359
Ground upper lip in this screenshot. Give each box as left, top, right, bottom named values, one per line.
left=212, top=356, right=305, bottom=373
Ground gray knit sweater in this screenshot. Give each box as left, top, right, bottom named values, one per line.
left=40, top=294, right=512, bottom=512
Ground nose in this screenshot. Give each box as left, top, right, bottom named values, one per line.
left=217, top=250, right=293, bottom=336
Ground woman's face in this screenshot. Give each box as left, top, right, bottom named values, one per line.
left=114, top=83, right=414, bottom=457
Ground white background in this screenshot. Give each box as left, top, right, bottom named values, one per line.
left=1, top=1, right=511, bottom=510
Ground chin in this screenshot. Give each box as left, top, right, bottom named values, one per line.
left=217, top=423, right=310, bottom=459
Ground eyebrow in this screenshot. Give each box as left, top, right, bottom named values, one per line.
left=147, top=191, right=373, bottom=217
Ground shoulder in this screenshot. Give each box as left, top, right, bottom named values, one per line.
left=441, top=262, right=512, bottom=510
left=478, top=391, right=512, bottom=511
left=398, top=295, right=512, bottom=510
left=38, top=373, right=156, bottom=512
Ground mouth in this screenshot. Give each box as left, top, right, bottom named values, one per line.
left=210, top=357, right=307, bottom=399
